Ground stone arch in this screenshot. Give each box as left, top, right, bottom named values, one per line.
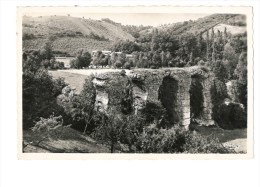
left=189, top=68, right=215, bottom=126
left=158, top=76, right=179, bottom=124
left=190, top=74, right=204, bottom=119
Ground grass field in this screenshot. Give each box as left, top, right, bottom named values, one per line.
left=50, top=69, right=130, bottom=93
left=50, top=70, right=89, bottom=93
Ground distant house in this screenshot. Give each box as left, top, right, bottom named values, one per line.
left=115, top=52, right=122, bottom=55
left=92, top=50, right=112, bottom=57
left=126, top=54, right=133, bottom=58
left=102, top=51, right=112, bottom=56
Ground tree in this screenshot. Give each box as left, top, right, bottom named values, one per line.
left=234, top=52, right=247, bottom=84
left=70, top=50, right=92, bottom=69
left=40, top=41, right=54, bottom=60
left=91, top=113, right=125, bottom=153
left=151, top=50, right=162, bottom=68
left=223, top=43, right=238, bottom=79
left=233, top=52, right=247, bottom=109
left=223, top=27, right=228, bottom=44
left=23, top=55, right=67, bottom=129
left=92, top=51, right=102, bottom=67
left=210, top=78, right=228, bottom=122
left=24, top=114, right=70, bottom=151
left=213, top=59, right=228, bottom=82
left=57, top=76, right=96, bottom=133
left=160, top=51, right=167, bottom=67
left=114, top=52, right=126, bottom=68
left=110, top=52, right=118, bottom=67
left=206, top=30, right=210, bottom=62
left=151, top=29, right=159, bottom=52
left=166, top=51, right=173, bottom=67
left=77, top=50, right=92, bottom=68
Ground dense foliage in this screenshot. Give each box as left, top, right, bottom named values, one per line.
left=23, top=49, right=68, bottom=129
left=57, top=76, right=96, bottom=132
left=70, top=49, right=92, bottom=69
left=23, top=41, right=65, bottom=70
left=136, top=126, right=233, bottom=153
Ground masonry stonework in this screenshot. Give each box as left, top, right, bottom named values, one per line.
left=91, top=66, right=215, bottom=128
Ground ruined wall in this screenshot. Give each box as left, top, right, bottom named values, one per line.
left=89, top=66, right=215, bottom=128
left=128, top=69, right=191, bottom=127
left=92, top=72, right=131, bottom=113
left=189, top=67, right=215, bottom=126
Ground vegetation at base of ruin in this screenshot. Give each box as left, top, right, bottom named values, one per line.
left=135, top=126, right=234, bottom=153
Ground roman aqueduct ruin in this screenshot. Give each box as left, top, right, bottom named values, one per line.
left=90, top=66, right=215, bottom=128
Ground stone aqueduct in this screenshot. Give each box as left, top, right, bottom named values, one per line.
left=90, top=66, right=215, bottom=128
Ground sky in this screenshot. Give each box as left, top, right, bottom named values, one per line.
left=26, top=13, right=210, bottom=26
left=69, top=13, right=210, bottom=26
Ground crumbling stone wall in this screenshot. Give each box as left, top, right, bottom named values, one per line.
left=188, top=67, right=215, bottom=126
left=92, top=72, right=132, bottom=113
left=88, top=66, right=215, bottom=128
left=128, top=69, right=191, bottom=127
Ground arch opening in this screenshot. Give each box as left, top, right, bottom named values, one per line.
left=158, top=76, right=179, bottom=125
left=190, top=76, right=204, bottom=119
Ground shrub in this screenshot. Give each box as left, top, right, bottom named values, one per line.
left=23, top=54, right=68, bottom=129
left=140, top=100, right=168, bottom=126
left=70, top=50, right=92, bottom=69
left=57, top=77, right=96, bottom=132
left=24, top=114, right=71, bottom=151
left=52, top=77, right=68, bottom=97
left=22, top=33, right=36, bottom=40
left=123, top=62, right=131, bottom=69
left=91, top=112, right=144, bottom=153
left=31, top=114, right=64, bottom=136
left=215, top=102, right=247, bottom=129
left=135, top=126, right=234, bottom=153
left=211, top=78, right=228, bottom=122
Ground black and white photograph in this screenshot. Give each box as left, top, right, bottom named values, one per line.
left=18, top=6, right=253, bottom=157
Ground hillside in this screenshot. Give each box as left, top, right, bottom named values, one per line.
left=22, top=16, right=134, bottom=55
left=140, top=14, right=246, bottom=36
left=22, top=14, right=247, bottom=56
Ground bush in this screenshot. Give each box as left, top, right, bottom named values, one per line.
left=123, top=62, right=131, bottom=69
left=23, top=55, right=68, bottom=129
left=140, top=100, right=169, bottom=128
left=135, top=126, right=234, bottom=153
left=57, top=77, right=96, bottom=132
left=70, top=50, right=92, bottom=69
left=91, top=112, right=144, bottom=153
left=211, top=78, right=228, bottom=122
left=32, top=114, right=64, bottom=136
left=215, top=102, right=247, bottom=129
left=24, top=114, right=71, bottom=151
left=22, top=33, right=36, bottom=40
left=52, top=77, right=68, bottom=97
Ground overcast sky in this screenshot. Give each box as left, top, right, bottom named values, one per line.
left=27, top=13, right=210, bottom=26
left=72, top=13, right=210, bottom=26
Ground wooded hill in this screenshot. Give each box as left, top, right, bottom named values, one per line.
left=22, top=14, right=246, bottom=56
left=22, top=16, right=134, bottom=56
